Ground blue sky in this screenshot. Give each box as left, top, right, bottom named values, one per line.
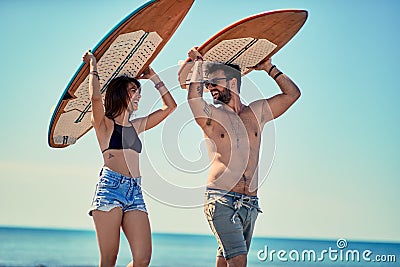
left=0, top=0, right=399, bottom=243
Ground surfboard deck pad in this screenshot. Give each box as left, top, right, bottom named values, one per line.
left=178, top=9, right=308, bottom=89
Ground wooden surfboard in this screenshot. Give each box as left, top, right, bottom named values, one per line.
left=178, top=9, right=308, bottom=89
left=48, top=0, right=194, bottom=148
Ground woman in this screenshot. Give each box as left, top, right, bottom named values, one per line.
left=83, top=50, right=177, bottom=267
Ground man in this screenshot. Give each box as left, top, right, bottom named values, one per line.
left=186, top=48, right=301, bottom=267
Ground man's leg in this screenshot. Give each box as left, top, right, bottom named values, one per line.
left=216, top=256, right=227, bottom=267
left=226, top=254, right=247, bottom=267
left=204, top=193, right=248, bottom=266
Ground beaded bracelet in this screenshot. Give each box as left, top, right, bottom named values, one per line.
left=154, top=81, right=165, bottom=90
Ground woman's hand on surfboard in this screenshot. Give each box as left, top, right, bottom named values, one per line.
left=250, top=58, right=273, bottom=72
left=138, top=66, right=157, bottom=81
left=82, top=50, right=97, bottom=65
left=187, top=47, right=202, bottom=61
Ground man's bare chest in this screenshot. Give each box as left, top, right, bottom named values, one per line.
left=206, top=110, right=261, bottom=144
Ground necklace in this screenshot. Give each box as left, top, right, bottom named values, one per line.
left=225, top=106, right=241, bottom=148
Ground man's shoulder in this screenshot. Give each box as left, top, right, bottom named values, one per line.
left=242, top=102, right=261, bottom=113
left=248, top=99, right=266, bottom=108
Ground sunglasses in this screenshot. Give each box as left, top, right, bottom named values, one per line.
left=204, top=77, right=231, bottom=89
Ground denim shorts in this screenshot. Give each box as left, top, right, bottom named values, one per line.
left=89, top=167, right=147, bottom=216
left=204, top=188, right=261, bottom=259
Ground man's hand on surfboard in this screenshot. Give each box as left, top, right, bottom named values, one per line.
left=138, top=66, right=158, bottom=81
left=187, top=47, right=202, bottom=61
left=250, top=58, right=273, bottom=72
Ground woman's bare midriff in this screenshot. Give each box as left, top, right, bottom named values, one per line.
left=102, top=149, right=140, bottom=178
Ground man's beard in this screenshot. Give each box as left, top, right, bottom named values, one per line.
left=214, top=88, right=232, bottom=104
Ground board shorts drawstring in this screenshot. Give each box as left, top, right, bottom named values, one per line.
left=231, top=195, right=262, bottom=223
left=206, top=189, right=262, bottom=224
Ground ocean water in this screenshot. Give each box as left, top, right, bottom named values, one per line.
left=0, top=227, right=399, bottom=267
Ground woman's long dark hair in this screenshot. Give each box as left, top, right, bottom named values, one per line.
left=104, top=75, right=141, bottom=119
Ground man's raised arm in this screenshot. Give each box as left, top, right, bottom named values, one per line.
left=187, top=48, right=213, bottom=128
left=251, top=59, right=301, bottom=124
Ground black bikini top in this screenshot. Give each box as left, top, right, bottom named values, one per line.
left=102, top=119, right=142, bottom=154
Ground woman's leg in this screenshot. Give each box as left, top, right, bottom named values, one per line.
left=92, top=208, right=123, bottom=267
left=122, top=210, right=152, bottom=267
